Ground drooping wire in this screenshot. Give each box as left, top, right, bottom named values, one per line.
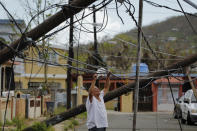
left=144, top=0, right=197, bottom=17
left=176, top=0, right=197, bottom=34
left=36, top=0, right=114, bottom=43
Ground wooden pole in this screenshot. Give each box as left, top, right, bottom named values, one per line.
left=133, top=0, right=143, bottom=130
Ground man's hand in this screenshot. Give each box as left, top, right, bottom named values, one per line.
left=89, top=74, right=97, bottom=102
left=93, top=74, right=97, bottom=80
left=107, top=72, right=111, bottom=78
left=104, top=72, right=111, bottom=95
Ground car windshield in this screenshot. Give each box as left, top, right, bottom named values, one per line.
left=191, top=94, right=197, bottom=103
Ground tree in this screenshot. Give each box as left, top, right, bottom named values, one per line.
left=19, top=0, right=63, bottom=118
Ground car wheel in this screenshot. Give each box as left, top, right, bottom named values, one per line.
left=187, top=112, right=194, bottom=125
left=181, top=118, right=186, bottom=124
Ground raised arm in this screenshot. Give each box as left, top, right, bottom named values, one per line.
left=104, top=72, right=111, bottom=95
left=88, top=74, right=97, bottom=102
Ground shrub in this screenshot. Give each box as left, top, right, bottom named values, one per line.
left=12, top=117, right=25, bottom=131
left=32, top=122, right=54, bottom=131
left=71, top=119, right=79, bottom=126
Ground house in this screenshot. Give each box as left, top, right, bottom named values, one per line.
left=14, top=44, right=68, bottom=107
left=0, top=19, right=69, bottom=120
left=0, top=19, right=25, bottom=94
left=152, top=74, right=197, bottom=112
left=0, top=19, right=25, bottom=43
left=152, top=76, right=184, bottom=112
left=0, top=19, right=68, bottom=107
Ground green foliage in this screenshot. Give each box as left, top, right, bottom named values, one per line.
left=32, top=122, right=54, bottom=131
left=12, top=117, right=25, bottom=131
left=54, top=106, right=66, bottom=115
left=63, top=118, right=80, bottom=131
left=71, top=119, right=79, bottom=126
left=76, top=112, right=87, bottom=119
left=68, top=123, right=74, bottom=129
left=64, top=126, right=69, bottom=131
left=5, top=119, right=14, bottom=126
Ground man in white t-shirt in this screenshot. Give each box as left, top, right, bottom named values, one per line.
left=86, top=73, right=111, bottom=131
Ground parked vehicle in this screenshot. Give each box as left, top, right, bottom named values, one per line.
left=173, top=95, right=184, bottom=119
left=181, top=89, right=197, bottom=125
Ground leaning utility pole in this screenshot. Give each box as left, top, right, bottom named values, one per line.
left=0, top=0, right=102, bottom=65
left=67, top=0, right=74, bottom=109
left=93, top=4, right=98, bottom=66
left=133, top=0, right=143, bottom=130
left=183, top=0, right=197, bottom=10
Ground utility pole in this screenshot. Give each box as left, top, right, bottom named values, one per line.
left=133, top=0, right=143, bottom=131
left=183, top=0, right=197, bottom=10
left=66, top=0, right=74, bottom=109
left=93, top=5, right=98, bottom=55
left=93, top=5, right=99, bottom=66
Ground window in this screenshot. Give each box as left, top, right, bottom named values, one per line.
left=30, top=100, right=41, bottom=107
left=38, top=51, right=58, bottom=64
left=28, top=82, right=61, bottom=89
left=48, top=52, right=58, bottom=63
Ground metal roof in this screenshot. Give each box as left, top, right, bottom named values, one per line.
left=0, top=19, right=24, bottom=25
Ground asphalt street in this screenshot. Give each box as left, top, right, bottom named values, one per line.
left=76, top=111, right=197, bottom=131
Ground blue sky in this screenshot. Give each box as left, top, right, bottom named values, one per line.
left=0, top=0, right=197, bottom=45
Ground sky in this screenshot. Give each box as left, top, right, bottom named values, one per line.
left=0, top=0, right=197, bottom=46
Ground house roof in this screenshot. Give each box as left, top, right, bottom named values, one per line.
left=154, top=77, right=184, bottom=84
left=0, top=19, right=25, bottom=25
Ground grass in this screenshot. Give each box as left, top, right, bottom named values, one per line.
left=71, top=119, right=79, bottom=126
left=54, top=106, right=67, bottom=115
left=63, top=118, right=80, bottom=131
left=76, top=112, right=87, bottom=119
left=32, top=122, right=55, bottom=131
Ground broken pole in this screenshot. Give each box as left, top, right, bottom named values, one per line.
left=23, top=52, right=197, bottom=131
left=0, top=0, right=100, bottom=65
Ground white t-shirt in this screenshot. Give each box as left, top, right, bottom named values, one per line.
left=86, top=90, right=108, bottom=129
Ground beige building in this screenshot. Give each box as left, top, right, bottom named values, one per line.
left=14, top=45, right=68, bottom=90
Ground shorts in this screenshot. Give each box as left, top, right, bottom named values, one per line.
left=88, top=126, right=106, bottom=131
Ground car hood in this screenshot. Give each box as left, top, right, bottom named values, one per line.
left=191, top=103, right=197, bottom=109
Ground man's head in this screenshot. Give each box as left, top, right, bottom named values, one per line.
left=90, top=86, right=100, bottom=97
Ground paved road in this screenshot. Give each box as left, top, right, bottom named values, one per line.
left=76, top=111, right=197, bottom=131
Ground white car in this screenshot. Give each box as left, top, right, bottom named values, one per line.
left=181, top=89, right=197, bottom=125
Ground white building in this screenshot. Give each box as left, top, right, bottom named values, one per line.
left=0, top=19, right=26, bottom=94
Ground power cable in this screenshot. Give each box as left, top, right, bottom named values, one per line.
left=176, top=0, right=197, bottom=34
left=144, top=0, right=197, bottom=17
left=36, top=0, right=114, bottom=43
